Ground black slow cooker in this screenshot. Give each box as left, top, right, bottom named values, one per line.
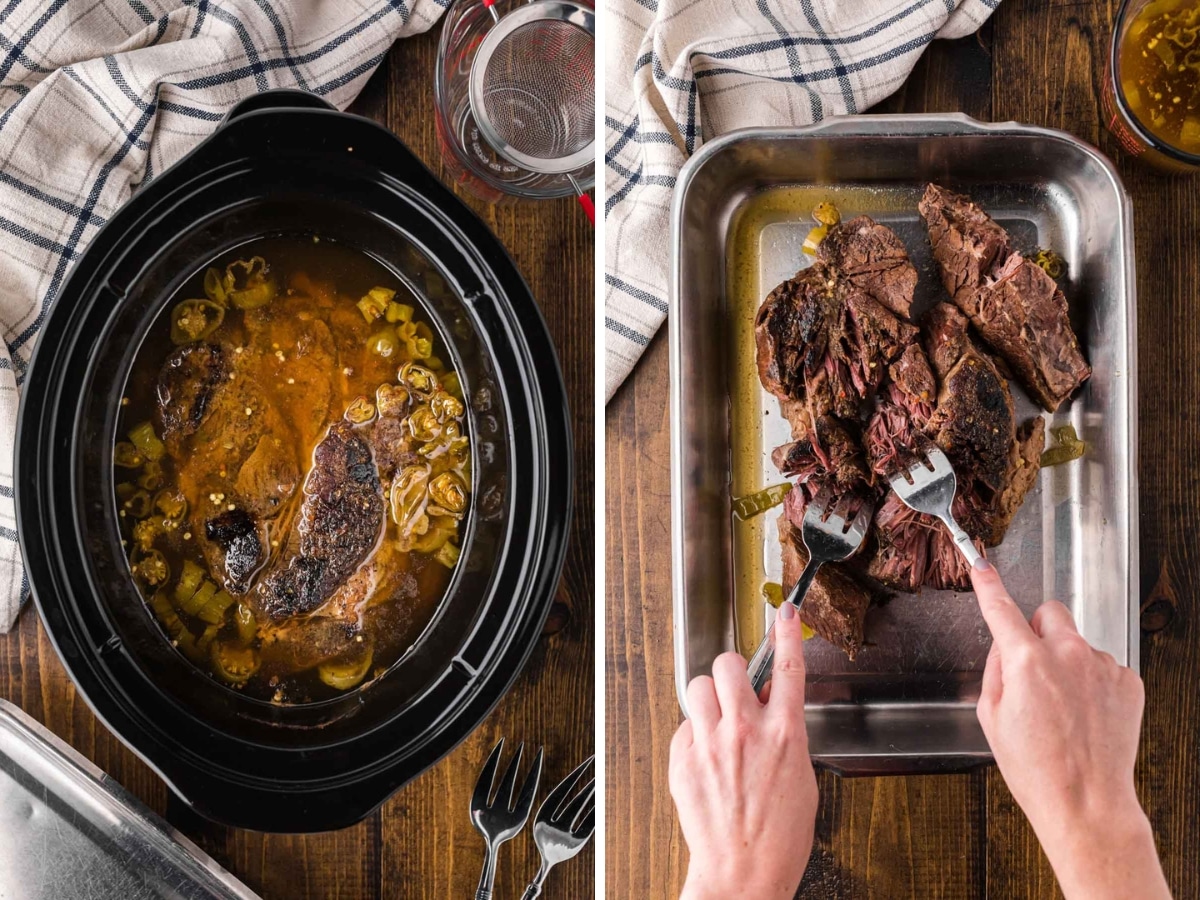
left=15, top=90, right=572, bottom=831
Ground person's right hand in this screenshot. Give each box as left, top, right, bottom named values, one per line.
left=970, top=558, right=1171, bottom=900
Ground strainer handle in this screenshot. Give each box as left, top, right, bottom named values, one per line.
left=577, top=192, right=595, bottom=224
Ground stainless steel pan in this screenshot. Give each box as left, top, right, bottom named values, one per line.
left=669, top=114, right=1137, bottom=774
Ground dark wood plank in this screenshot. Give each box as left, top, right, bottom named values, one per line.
left=989, top=1, right=1200, bottom=899
left=872, top=21, right=995, bottom=120
left=0, top=25, right=594, bottom=900
left=982, top=2, right=1094, bottom=897
left=604, top=330, right=691, bottom=898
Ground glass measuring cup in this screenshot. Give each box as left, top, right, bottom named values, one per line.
left=1102, top=0, right=1200, bottom=173
left=434, top=0, right=596, bottom=202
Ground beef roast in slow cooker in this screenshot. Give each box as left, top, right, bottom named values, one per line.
left=119, top=237, right=468, bottom=703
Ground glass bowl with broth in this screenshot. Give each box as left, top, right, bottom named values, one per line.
left=115, top=236, right=470, bottom=704
left=1104, top=0, right=1200, bottom=172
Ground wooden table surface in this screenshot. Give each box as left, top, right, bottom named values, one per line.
left=0, top=28, right=594, bottom=900
left=606, top=0, right=1200, bottom=897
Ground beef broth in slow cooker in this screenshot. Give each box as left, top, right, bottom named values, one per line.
left=115, top=237, right=469, bottom=703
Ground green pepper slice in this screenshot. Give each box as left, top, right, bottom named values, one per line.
left=732, top=482, right=793, bottom=520
left=128, top=420, right=165, bottom=461
left=225, top=256, right=277, bottom=309
left=210, top=641, right=260, bottom=685
left=170, top=299, right=224, bottom=344
left=317, top=640, right=373, bottom=690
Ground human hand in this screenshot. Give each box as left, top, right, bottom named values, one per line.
left=970, top=559, right=1170, bottom=900
left=668, top=603, right=818, bottom=900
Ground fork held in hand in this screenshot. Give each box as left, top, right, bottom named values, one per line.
left=747, top=487, right=874, bottom=695
left=886, top=444, right=981, bottom=567
left=521, top=756, right=596, bottom=900
left=470, top=738, right=543, bottom=900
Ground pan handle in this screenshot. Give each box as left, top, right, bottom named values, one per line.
left=787, top=111, right=1024, bottom=137
left=221, top=88, right=334, bottom=126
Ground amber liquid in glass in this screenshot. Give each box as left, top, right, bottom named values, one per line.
left=1118, top=0, right=1200, bottom=155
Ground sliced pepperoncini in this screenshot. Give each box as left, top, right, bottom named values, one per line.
left=391, top=464, right=431, bottom=533
left=225, top=256, right=277, bottom=309
left=761, top=582, right=815, bottom=639
left=1040, top=424, right=1085, bottom=467
left=813, top=201, right=841, bottom=226
left=399, top=362, right=439, bottom=395
left=430, top=389, right=465, bottom=422
left=345, top=396, right=376, bottom=424
left=407, top=405, right=442, bottom=442
left=170, top=299, right=224, bottom=344
left=733, top=482, right=793, bottom=520
left=318, top=641, right=373, bottom=690
left=114, top=441, right=144, bottom=469
left=429, top=471, right=468, bottom=516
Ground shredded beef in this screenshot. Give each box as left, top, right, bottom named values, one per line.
left=754, top=211, right=1059, bottom=654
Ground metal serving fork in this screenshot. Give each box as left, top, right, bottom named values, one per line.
left=747, top=487, right=874, bottom=695
left=886, top=444, right=981, bottom=567
left=470, top=738, right=544, bottom=900
left=521, top=756, right=596, bottom=899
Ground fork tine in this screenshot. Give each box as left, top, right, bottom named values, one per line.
left=925, top=444, right=953, bottom=475
left=538, top=755, right=594, bottom=823
left=556, top=778, right=595, bottom=828
left=806, top=486, right=832, bottom=519
left=472, top=738, right=504, bottom=809
left=829, top=495, right=854, bottom=527
left=849, top=500, right=874, bottom=540
left=496, top=741, right=525, bottom=809
left=512, top=746, right=544, bottom=815
left=571, top=806, right=596, bottom=841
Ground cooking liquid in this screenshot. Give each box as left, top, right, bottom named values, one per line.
left=115, top=237, right=459, bottom=703
left=1117, top=0, right=1200, bottom=154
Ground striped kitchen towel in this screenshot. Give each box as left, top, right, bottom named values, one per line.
left=0, top=0, right=448, bottom=633
left=604, top=0, right=1000, bottom=402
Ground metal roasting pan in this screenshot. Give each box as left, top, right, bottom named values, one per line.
left=668, top=114, right=1137, bottom=774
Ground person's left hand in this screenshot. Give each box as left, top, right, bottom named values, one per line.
left=669, top=604, right=819, bottom=900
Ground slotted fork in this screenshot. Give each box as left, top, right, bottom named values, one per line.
left=470, top=738, right=544, bottom=900
left=521, top=756, right=596, bottom=899
left=747, top=487, right=874, bottom=695
left=886, top=444, right=981, bottom=567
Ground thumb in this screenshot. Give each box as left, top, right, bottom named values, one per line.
left=767, top=602, right=807, bottom=710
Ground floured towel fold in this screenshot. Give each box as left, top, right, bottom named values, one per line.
left=0, top=0, right=448, bottom=632
left=603, top=0, right=1001, bottom=402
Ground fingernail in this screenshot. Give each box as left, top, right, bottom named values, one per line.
left=973, top=557, right=992, bottom=572
left=779, top=602, right=795, bottom=620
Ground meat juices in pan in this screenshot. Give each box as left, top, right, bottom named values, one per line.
left=754, top=194, right=1084, bottom=657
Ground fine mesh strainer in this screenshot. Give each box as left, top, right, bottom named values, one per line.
left=469, top=1, right=595, bottom=220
